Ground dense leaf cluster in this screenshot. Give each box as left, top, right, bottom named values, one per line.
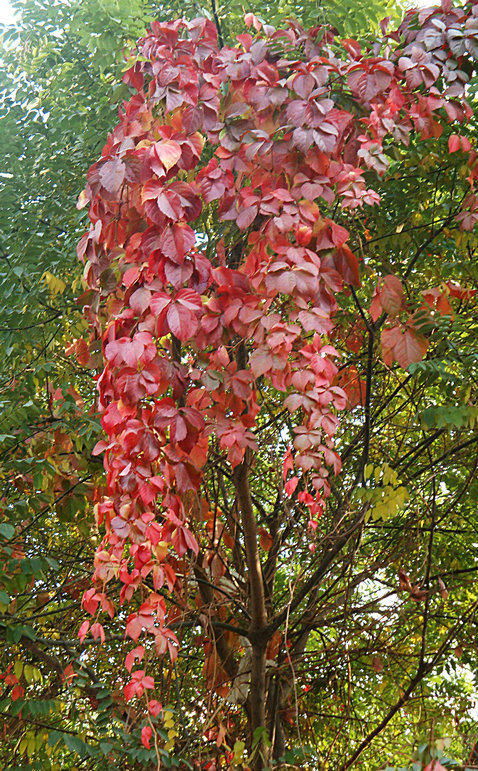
left=0, top=1, right=478, bottom=771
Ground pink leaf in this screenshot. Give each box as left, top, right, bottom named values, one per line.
left=99, top=158, right=125, bottom=193
left=236, top=205, right=258, bottom=230
left=130, top=288, right=151, bottom=315
left=244, top=12, right=261, bottom=30
left=157, top=191, right=182, bottom=219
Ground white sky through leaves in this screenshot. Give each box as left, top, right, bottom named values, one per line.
left=0, top=0, right=16, bottom=25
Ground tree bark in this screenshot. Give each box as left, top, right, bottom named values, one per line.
left=234, top=454, right=268, bottom=769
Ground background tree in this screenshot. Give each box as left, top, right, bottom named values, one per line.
left=0, top=1, right=478, bottom=771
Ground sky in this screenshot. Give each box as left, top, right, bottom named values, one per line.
left=0, top=0, right=16, bottom=25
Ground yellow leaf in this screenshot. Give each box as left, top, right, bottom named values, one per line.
left=42, top=271, right=66, bottom=295
left=27, top=733, right=36, bottom=757
left=154, top=541, right=169, bottom=561
left=35, top=733, right=45, bottom=749
left=233, top=740, right=245, bottom=763
left=14, top=661, right=23, bottom=679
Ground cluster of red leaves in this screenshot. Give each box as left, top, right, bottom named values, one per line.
left=0, top=665, right=24, bottom=703
left=77, top=2, right=478, bottom=708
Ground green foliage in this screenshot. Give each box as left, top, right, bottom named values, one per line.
left=0, top=0, right=477, bottom=770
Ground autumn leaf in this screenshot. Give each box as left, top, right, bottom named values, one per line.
left=99, top=158, right=125, bottom=193
left=153, top=139, right=182, bottom=171
left=381, top=324, right=428, bottom=369
left=258, top=527, right=273, bottom=551
left=141, top=725, right=152, bottom=749
left=372, top=656, right=384, bottom=674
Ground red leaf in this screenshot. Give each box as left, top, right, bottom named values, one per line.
left=91, top=622, right=105, bottom=645
left=447, top=281, right=476, bottom=300
left=265, top=266, right=296, bottom=295
left=159, top=223, right=195, bottom=263
left=123, top=266, right=140, bottom=288
left=157, top=190, right=182, bottom=220
left=448, top=134, right=461, bottom=153
left=123, top=338, right=146, bottom=368
left=61, top=663, right=76, bottom=686
left=11, top=684, right=24, bottom=701
left=82, top=588, right=100, bottom=615
left=125, top=645, right=145, bottom=673
left=284, top=476, right=299, bottom=496
left=379, top=275, right=403, bottom=316
left=78, top=620, right=90, bottom=643
left=394, top=327, right=428, bottom=369
left=142, top=179, right=163, bottom=202
left=287, top=99, right=309, bottom=124
left=250, top=348, right=273, bottom=377
left=153, top=289, right=201, bottom=340
left=149, top=699, right=163, bottom=718
left=322, top=245, right=360, bottom=286
left=124, top=669, right=155, bottom=701
left=424, top=762, right=447, bottom=771
left=381, top=325, right=428, bottom=369
left=370, top=287, right=382, bottom=322
left=141, top=726, right=152, bottom=749
left=166, top=303, right=198, bottom=340
left=154, top=139, right=182, bottom=171
left=126, top=608, right=155, bottom=641
left=176, top=288, right=202, bottom=312
left=150, top=292, right=171, bottom=316
left=284, top=393, right=305, bottom=412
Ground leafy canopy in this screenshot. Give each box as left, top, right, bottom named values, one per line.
left=1, top=1, right=478, bottom=770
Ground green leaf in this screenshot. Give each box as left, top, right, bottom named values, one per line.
left=0, top=523, right=15, bottom=540
left=63, top=734, right=93, bottom=757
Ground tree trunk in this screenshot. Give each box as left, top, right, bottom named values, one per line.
left=233, top=453, right=268, bottom=769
